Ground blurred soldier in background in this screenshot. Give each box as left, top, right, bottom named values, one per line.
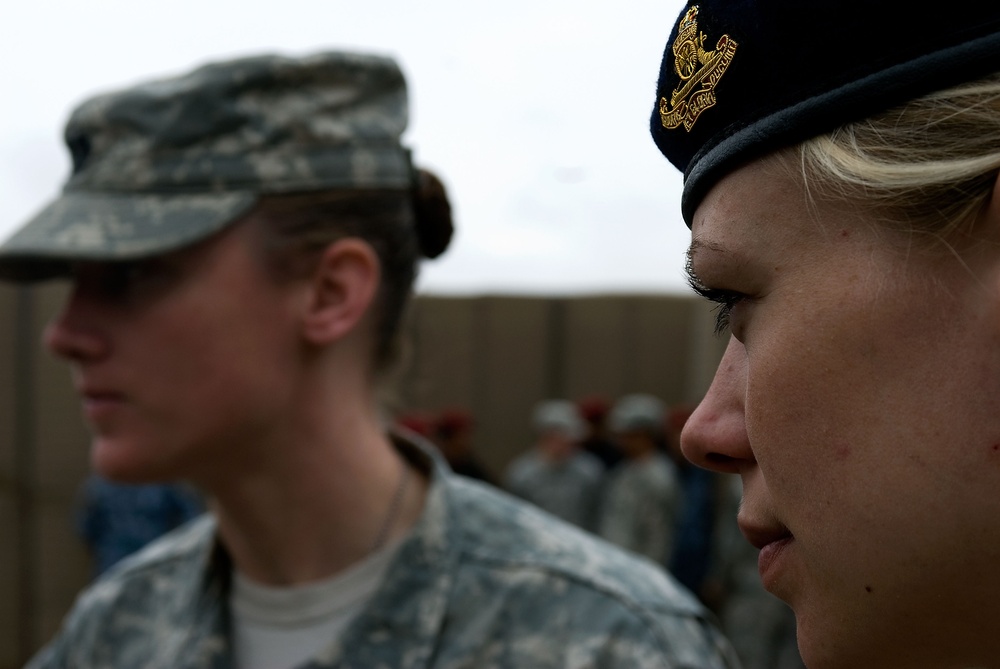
left=504, top=399, right=605, bottom=531
left=2, top=51, right=740, bottom=668
left=576, top=395, right=623, bottom=470
left=431, top=407, right=495, bottom=484
left=76, top=474, right=203, bottom=578
left=598, top=394, right=680, bottom=565
left=665, top=403, right=718, bottom=601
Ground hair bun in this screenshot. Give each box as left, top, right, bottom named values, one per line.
left=412, top=168, right=454, bottom=259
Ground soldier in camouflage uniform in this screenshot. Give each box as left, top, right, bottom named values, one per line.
left=504, top=399, right=605, bottom=531
left=0, top=52, right=740, bottom=668
left=598, top=394, right=681, bottom=566
left=651, top=2, right=1000, bottom=666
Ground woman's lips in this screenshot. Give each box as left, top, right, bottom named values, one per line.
left=757, top=535, right=794, bottom=588
left=80, top=389, right=125, bottom=420
left=739, top=521, right=795, bottom=589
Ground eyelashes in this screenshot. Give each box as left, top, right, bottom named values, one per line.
left=685, top=265, right=745, bottom=336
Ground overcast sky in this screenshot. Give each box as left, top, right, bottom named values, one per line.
left=0, top=0, right=693, bottom=295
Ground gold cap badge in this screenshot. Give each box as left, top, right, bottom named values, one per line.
left=660, top=6, right=738, bottom=132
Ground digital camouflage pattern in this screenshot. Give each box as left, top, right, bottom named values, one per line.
left=0, top=51, right=413, bottom=280
left=29, top=440, right=741, bottom=669
left=598, top=453, right=681, bottom=565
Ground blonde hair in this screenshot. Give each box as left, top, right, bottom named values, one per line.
left=798, top=73, right=1000, bottom=239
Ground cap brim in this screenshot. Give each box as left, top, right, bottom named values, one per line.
left=0, top=189, right=258, bottom=282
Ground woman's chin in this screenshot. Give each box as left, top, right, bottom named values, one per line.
left=89, top=439, right=168, bottom=484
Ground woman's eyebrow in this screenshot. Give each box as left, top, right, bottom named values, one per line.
left=686, top=237, right=728, bottom=264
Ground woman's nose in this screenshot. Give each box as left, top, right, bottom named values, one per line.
left=681, top=337, right=754, bottom=474
left=42, top=285, right=110, bottom=362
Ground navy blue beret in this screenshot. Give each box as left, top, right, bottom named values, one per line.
left=650, top=1, right=1000, bottom=226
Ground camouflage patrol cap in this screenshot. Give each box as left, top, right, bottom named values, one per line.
left=0, top=50, right=414, bottom=281
left=608, top=394, right=666, bottom=435
left=533, top=400, right=585, bottom=440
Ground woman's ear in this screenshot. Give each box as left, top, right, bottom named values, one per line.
left=300, top=238, right=380, bottom=346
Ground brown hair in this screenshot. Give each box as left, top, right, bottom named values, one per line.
left=245, top=169, right=453, bottom=373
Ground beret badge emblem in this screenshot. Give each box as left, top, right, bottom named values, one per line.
left=660, top=6, right=738, bottom=132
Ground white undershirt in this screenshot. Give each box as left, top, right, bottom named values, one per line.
left=230, top=540, right=402, bottom=669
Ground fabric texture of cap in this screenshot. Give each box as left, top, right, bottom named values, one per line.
left=650, top=1, right=1000, bottom=226
left=0, top=50, right=413, bottom=281
left=533, top=400, right=585, bottom=441
left=608, top=394, right=666, bottom=435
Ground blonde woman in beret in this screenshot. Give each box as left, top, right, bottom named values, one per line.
left=651, top=1, right=1000, bottom=667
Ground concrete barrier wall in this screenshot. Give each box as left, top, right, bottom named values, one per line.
left=1, top=283, right=93, bottom=664
left=31, top=285, right=92, bottom=648
left=0, top=286, right=727, bottom=667
left=0, top=285, right=20, bottom=669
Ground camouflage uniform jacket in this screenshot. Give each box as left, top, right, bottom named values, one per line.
left=29, top=440, right=739, bottom=669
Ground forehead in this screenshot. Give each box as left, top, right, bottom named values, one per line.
left=688, top=156, right=808, bottom=257
left=684, top=155, right=980, bottom=299
left=684, top=154, right=913, bottom=290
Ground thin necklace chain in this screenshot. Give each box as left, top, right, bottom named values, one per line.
left=369, top=458, right=411, bottom=554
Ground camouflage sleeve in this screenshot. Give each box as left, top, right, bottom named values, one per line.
left=560, top=581, right=741, bottom=669
left=596, top=612, right=742, bottom=669
left=419, top=551, right=743, bottom=668
left=23, top=638, right=68, bottom=669
left=21, top=580, right=105, bottom=669
left=501, top=602, right=742, bottom=669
